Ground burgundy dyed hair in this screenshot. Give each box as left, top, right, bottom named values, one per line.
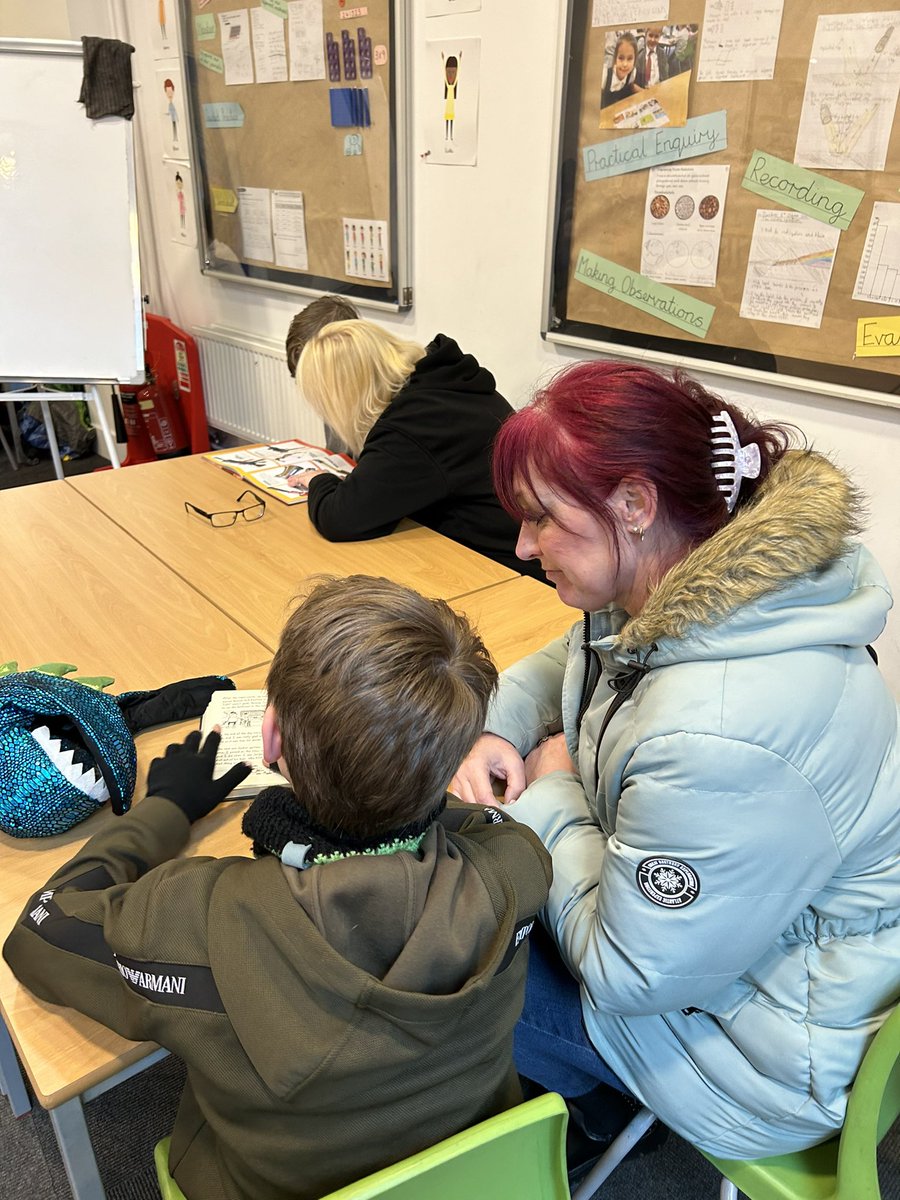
left=493, top=361, right=793, bottom=551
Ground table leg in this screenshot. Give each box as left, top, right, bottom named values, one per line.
left=38, top=397, right=65, bottom=482
left=0, top=1016, right=31, bottom=1116
left=49, top=1097, right=107, bottom=1200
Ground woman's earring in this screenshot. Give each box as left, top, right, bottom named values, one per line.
left=630, top=525, right=645, bottom=541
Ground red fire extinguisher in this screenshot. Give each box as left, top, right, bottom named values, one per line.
left=135, top=368, right=189, bottom=458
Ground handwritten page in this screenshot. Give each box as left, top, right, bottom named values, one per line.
left=853, top=202, right=900, bottom=307
left=697, top=0, right=784, bottom=82
left=251, top=5, right=288, bottom=83
left=592, top=1, right=666, bottom=25
left=641, top=164, right=730, bottom=288
left=272, top=190, right=309, bottom=269
left=795, top=11, right=900, bottom=172
left=288, top=0, right=326, bottom=81
left=236, top=186, right=274, bottom=262
left=740, top=210, right=840, bottom=329
left=219, top=10, right=255, bottom=86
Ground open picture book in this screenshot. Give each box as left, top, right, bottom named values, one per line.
left=200, top=688, right=280, bottom=800
left=203, top=439, right=354, bottom=505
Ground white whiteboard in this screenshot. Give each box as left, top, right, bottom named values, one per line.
left=0, top=39, right=143, bottom=385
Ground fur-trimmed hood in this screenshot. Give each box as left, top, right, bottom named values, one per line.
left=618, top=451, right=887, bottom=657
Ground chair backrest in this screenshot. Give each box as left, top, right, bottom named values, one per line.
left=319, top=1093, right=570, bottom=1200
left=836, top=1003, right=900, bottom=1200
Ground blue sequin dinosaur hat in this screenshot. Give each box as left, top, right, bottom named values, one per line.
left=0, top=668, right=234, bottom=838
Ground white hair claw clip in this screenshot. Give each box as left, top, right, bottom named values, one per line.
left=711, top=410, right=761, bottom=513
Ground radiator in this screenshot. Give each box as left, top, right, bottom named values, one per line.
left=192, top=325, right=325, bottom=445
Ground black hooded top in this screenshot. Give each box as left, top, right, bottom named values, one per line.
left=306, top=334, right=543, bottom=579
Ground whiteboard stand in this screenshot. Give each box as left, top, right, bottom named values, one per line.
left=32, top=387, right=121, bottom=479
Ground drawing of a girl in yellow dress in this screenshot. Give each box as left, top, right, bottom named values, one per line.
left=442, top=51, right=462, bottom=152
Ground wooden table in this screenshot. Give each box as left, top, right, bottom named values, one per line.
left=0, top=463, right=573, bottom=1199
left=70, top=456, right=517, bottom=650
left=0, top=481, right=270, bottom=688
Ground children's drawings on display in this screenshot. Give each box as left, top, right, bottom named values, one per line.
left=853, top=202, right=900, bottom=306
left=583, top=111, right=728, bottom=181
left=740, top=210, right=840, bottom=329
left=641, top=164, right=730, bottom=287
left=151, top=0, right=179, bottom=58
left=272, top=190, right=309, bottom=269
left=599, top=26, right=697, bottom=130
left=157, top=69, right=184, bottom=156
left=592, top=1, right=666, bottom=25
left=164, top=159, right=197, bottom=248
left=422, top=39, right=482, bottom=166
left=288, top=0, right=327, bottom=81
left=575, top=248, right=716, bottom=336
left=795, top=11, right=900, bottom=172
left=342, top=218, right=389, bottom=282
left=220, top=10, right=255, bottom=86
left=742, top=150, right=864, bottom=230
left=855, top=314, right=900, bottom=355
left=236, top=186, right=274, bottom=261
left=426, top=0, right=481, bottom=14
left=251, top=5, right=288, bottom=83
left=697, top=0, right=785, bottom=83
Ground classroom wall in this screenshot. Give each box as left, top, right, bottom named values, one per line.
left=15, top=0, right=900, bottom=691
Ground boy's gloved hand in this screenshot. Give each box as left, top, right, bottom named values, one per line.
left=146, top=729, right=252, bottom=823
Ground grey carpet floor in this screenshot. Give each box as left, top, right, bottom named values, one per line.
left=1, top=1049, right=898, bottom=1200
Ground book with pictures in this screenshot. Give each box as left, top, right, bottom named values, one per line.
left=200, top=688, right=279, bottom=799
left=204, top=439, right=354, bottom=505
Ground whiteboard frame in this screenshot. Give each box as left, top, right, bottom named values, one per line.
left=540, top=3, right=900, bottom=414
left=0, top=38, right=144, bottom=387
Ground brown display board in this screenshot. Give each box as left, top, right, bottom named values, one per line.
left=180, top=0, right=409, bottom=306
left=547, top=1, right=900, bottom=402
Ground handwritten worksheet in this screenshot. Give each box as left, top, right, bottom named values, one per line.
left=236, top=186, right=274, bottom=262
left=251, top=5, right=287, bottom=84
left=698, top=0, right=785, bottom=82
left=853, top=202, right=900, bottom=307
left=641, top=164, right=730, bottom=288
left=740, top=210, right=840, bottom=329
left=288, top=0, right=326, bottom=81
left=795, top=11, right=900, bottom=172
left=592, top=1, right=666, bottom=25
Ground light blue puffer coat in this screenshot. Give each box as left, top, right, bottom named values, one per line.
left=487, top=451, right=900, bottom=1157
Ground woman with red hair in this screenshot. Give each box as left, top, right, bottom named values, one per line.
left=451, top=360, right=899, bottom=1166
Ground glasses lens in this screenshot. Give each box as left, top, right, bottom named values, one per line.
left=210, top=511, right=238, bottom=527
left=241, top=503, right=266, bottom=522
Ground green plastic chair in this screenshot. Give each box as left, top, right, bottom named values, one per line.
left=154, top=1092, right=570, bottom=1200
left=701, top=1004, right=900, bottom=1200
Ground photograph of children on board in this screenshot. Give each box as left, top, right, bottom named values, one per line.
left=599, top=24, right=698, bottom=131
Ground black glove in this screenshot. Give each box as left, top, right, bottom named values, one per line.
left=117, top=676, right=236, bottom=733
left=145, top=730, right=252, bottom=823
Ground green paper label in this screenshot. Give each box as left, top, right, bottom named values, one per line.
left=195, top=13, right=216, bottom=40
left=574, top=250, right=715, bottom=337
left=198, top=49, right=225, bottom=74
left=262, top=0, right=289, bottom=16
left=742, top=150, right=863, bottom=230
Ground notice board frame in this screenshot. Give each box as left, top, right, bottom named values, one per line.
left=542, top=1, right=900, bottom=410
left=179, top=0, right=412, bottom=312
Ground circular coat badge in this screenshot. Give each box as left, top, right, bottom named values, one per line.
left=636, top=857, right=700, bottom=909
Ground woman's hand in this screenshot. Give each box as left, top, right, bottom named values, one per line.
left=524, top=733, right=573, bottom=787
left=449, top=734, right=526, bottom=806
left=287, top=469, right=327, bottom=491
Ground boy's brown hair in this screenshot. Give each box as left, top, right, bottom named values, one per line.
left=286, top=295, right=360, bottom=378
left=266, top=575, right=497, bottom=836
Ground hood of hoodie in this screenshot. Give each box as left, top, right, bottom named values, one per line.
left=206, top=817, right=548, bottom=1099
left=611, top=450, right=890, bottom=665
left=404, top=333, right=498, bottom=397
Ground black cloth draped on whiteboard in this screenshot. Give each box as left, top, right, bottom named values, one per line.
left=78, top=37, right=135, bottom=120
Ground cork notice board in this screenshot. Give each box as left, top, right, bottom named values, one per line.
left=547, top=1, right=900, bottom=405
left=180, top=0, right=410, bottom=307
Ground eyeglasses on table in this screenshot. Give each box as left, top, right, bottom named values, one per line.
left=184, top=490, right=267, bottom=527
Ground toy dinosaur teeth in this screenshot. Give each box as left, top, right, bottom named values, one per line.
left=30, top=726, right=110, bottom=803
